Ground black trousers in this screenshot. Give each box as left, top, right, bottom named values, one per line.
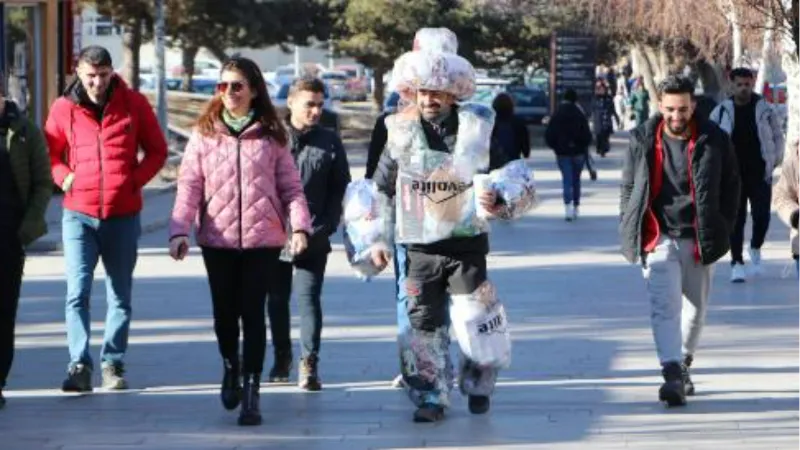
left=405, top=250, right=487, bottom=332
left=730, top=176, right=772, bottom=264
left=267, top=254, right=328, bottom=359
left=595, top=131, right=611, bottom=156
left=0, top=235, right=24, bottom=389
left=201, top=246, right=280, bottom=374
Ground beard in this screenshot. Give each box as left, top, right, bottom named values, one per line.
left=419, top=102, right=451, bottom=122
left=666, top=120, right=690, bottom=137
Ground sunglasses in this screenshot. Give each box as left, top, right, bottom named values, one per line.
left=216, top=81, right=245, bottom=94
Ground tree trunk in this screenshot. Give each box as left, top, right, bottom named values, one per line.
left=695, top=59, right=726, bottom=101
left=718, top=0, right=743, bottom=66
left=755, top=11, right=776, bottom=95
left=373, top=66, right=386, bottom=110
left=783, top=50, right=799, bottom=149
left=121, top=17, right=143, bottom=91
left=206, top=44, right=230, bottom=66
left=181, top=46, right=198, bottom=93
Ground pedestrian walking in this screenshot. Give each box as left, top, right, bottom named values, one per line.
left=266, top=77, right=351, bottom=390
left=169, top=57, right=311, bottom=426
left=491, top=92, right=531, bottom=162
left=620, top=75, right=740, bottom=407
left=710, top=67, right=786, bottom=282
left=630, top=76, right=650, bottom=127
left=45, top=46, right=167, bottom=392
left=545, top=89, right=593, bottom=221
left=0, top=81, right=53, bottom=409
left=593, top=79, right=620, bottom=157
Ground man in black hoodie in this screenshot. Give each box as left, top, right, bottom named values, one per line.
left=266, top=77, right=351, bottom=391
left=546, top=89, right=593, bottom=221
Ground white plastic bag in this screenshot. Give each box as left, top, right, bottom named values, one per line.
left=341, top=179, right=393, bottom=280
left=450, top=282, right=511, bottom=369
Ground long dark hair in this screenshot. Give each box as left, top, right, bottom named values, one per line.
left=492, top=92, right=515, bottom=119
left=196, top=56, right=287, bottom=146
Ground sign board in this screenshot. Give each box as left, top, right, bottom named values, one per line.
left=549, top=33, right=596, bottom=116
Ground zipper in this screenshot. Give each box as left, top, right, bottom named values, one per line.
left=237, top=137, right=243, bottom=249
left=97, top=108, right=106, bottom=218
left=687, top=136, right=705, bottom=263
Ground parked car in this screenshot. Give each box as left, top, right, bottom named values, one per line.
left=469, top=86, right=548, bottom=125
left=320, top=71, right=350, bottom=101
left=335, top=64, right=369, bottom=101
left=272, top=81, right=340, bottom=136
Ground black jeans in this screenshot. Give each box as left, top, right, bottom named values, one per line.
left=267, top=254, right=328, bottom=359
left=405, top=250, right=487, bottom=332
left=201, top=246, right=281, bottom=374
left=0, top=235, right=24, bottom=389
left=730, top=177, right=772, bottom=264
left=595, top=131, right=611, bottom=156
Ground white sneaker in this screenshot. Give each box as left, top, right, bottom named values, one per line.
left=731, top=263, right=747, bottom=283
left=572, top=205, right=579, bottom=221
left=565, top=204, right=574, bottom=222
left=748, top=248, right=764, bottom=276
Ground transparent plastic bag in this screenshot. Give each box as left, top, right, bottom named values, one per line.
left=395, top=149, right=488, bottom=244
left=389, top=50, right=476, bottom=101
left=341, top=179, right=393, bottom=280
left=412, top=27, right=458, bottom=53
left=450, top=282, right=511, bottom=369
left=483, top=160, right=539, bottom=220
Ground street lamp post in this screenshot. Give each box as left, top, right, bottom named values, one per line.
left=155, top=0, right=168, bottom=136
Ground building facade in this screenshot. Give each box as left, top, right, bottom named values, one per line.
left=1, top=0, right=77, bottom=125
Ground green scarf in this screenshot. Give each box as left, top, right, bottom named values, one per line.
left=222, top=109, right=255, bottom=133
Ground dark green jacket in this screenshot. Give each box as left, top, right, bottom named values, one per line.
left=4, top=102, right=53, bottom=246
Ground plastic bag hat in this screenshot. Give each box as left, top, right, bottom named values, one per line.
left=389, top=27, right=476, bottom=102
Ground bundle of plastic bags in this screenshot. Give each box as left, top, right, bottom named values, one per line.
left=341, top=179, right=393, bottom=280
left=476, top=160, right=539, bottom=220
left=450, top=281, right=511, bottom=369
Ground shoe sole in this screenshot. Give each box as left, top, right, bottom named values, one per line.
left=62, top=385, right=93, bottom=393
left=221, top=390, right=242, bottom=411
left=102, top=382, right=129, bottom=390
left=267, top=377, right=290, bottom=383
left=731, top=279, right=746, bottom=283
left=659, top=389, right=687, bottom=407
left=237, top=416, right=262, bottom=426
left=413, top=411, right=444, bottom=423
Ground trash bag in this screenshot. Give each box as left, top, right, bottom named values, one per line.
left=342, top=179, right=393, bottom=280
left=450, top=282, right=511, bottom=369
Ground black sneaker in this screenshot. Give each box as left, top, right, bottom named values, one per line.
left=468, top=395, right=491, bottom=414
left=658, top=362, right=687, bottom=407
left=62, top=364, right=93, bottom=393
left=238, top=374, right=262, bottom=426
left=413, top=403, right=445, bottom=423
left=298, top=355, right=322, bottom=391
left=267, top=351, right=293, bottom=383
left=220, top=358, right=241, bottom=410
left=101, top=364, right=128, bottom=390
left=682, top=355, right=695, bottom=396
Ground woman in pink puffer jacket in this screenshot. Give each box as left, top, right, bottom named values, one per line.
left=168, top=57, right=311, bottom=427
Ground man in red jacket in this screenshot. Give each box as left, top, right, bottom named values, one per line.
left=45, top=46, right=167, bottom=392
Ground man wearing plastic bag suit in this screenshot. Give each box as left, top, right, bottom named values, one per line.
left=370, top=27, right=511, bottom=423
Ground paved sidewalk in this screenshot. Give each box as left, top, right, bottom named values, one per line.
left=2, top=143, right=797, bottom=450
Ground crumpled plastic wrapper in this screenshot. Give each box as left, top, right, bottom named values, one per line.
left=452, top=103, right=494, bottom=177
left=412, top=27, right=458, bottom=53
left=475, top=160, right=539, bottom=221
left=342, top=179, right=393, bottom=280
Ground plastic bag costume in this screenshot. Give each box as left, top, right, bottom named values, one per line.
left=389, top=28, right=513, bottom=409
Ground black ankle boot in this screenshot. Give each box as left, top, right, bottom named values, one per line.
left=238, top=373, right=262, bottom=426
left=220, top=358, right=241, bottom=410
left=682, top=355, right=695, bottom=396
left=659, top=362, right=687, bottom=407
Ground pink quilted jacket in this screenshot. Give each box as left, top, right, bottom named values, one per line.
left=169, top=121, right=311, bottom=249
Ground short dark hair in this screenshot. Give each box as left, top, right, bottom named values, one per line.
left=492, top=92, right=514, bottom=118
left=78, top=46, right=113, bottom=67
left=288, top=76, right=326, bottom=98
left=563, top=89, right=578, bottom=103
left=729, top=67, right=754, bottom=81
left=656, top=75, right=694, bottom=99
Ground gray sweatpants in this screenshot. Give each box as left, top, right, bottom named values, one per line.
left=643, top=238, right=714, bottom=364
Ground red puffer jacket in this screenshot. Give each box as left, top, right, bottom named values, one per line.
left=45, top=76, right=168, bottom=219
